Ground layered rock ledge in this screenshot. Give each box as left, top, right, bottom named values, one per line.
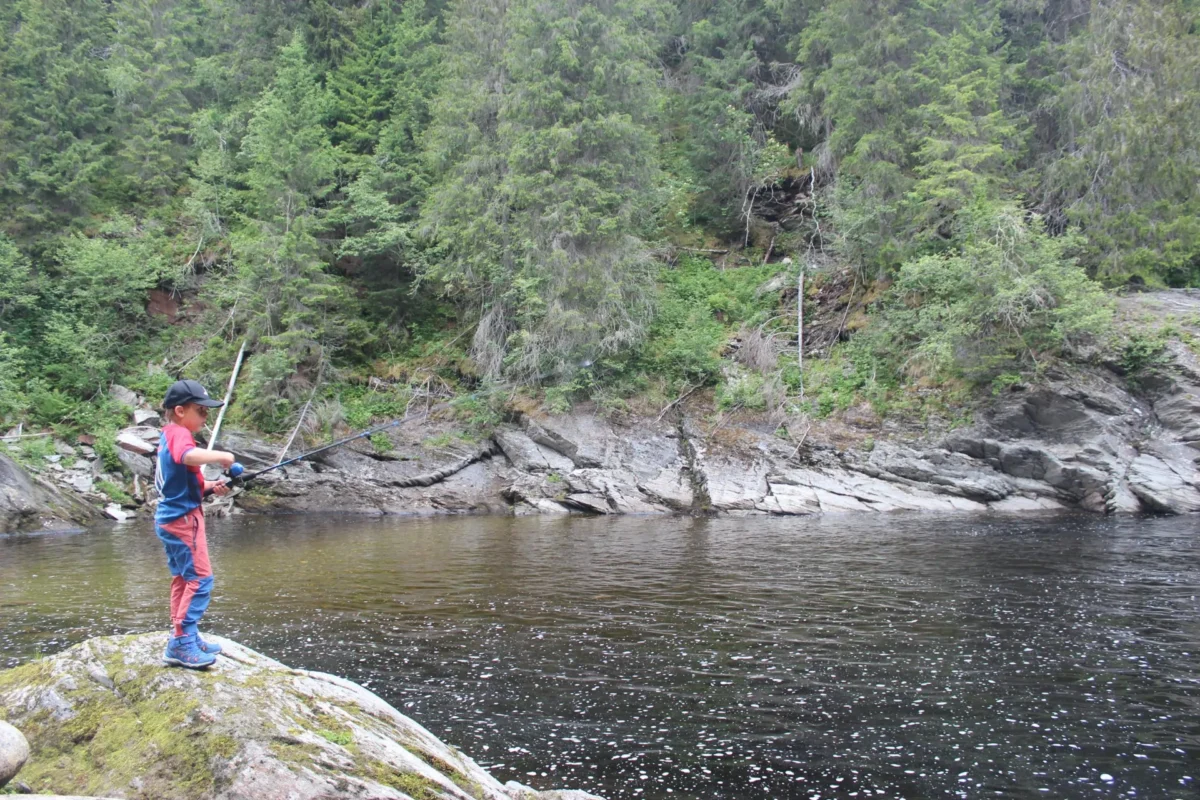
left=6, top=292, right=1200, bottom=529
left=0, top=634, right=600, bottom=800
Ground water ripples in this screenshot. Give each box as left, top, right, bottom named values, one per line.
left=2, top=512, right=1199, bottom=798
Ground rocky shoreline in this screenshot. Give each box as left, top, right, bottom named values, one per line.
left=0, top=634, right=601, bottom=800
left=4, top=293, right=1200, bottom=532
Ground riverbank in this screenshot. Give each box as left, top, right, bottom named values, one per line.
left=0, top=633, right=601, bottom=799
left=4, top=291, right=1200, bottom=531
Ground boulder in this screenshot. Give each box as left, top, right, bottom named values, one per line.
left=638, top=467, right=695, bottom=512
left=0, top=454, right=98, bottom=533
left=132, top=408, right=161, bottom=427
left=564, top=469, right=664, bottom=514
left=116, top=447, right=154, bottom=479
left=0, top=719, right=29, bottom=788
left=102, top=503, right=130, bottom=522
left=1125, top=454, right=1200, bottom=514
left=0, top=634, right=603, bottom=800
left=68, top=473, right=94, bottom=495
left=494, top=429, right=575, bottom=473
left=107, top=384, right=141, bottom=409
left=118, top=426, right=162, bottom=446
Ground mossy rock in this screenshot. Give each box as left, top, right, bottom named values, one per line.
left=0, top=634, right=601, bottom=800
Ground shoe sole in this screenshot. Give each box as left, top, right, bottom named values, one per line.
left=162, top=655, right=215, bottom=669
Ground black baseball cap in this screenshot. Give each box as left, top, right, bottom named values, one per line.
left=163, top=379, right=224, bottom=410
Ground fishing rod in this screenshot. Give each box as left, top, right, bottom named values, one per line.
left=224, top=419, right=403, bottom=485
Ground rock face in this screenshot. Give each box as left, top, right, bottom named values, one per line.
left=9, top=292, right=1200, bottom=528
left=0, top=634, right=601, bottom=800
left=0, top=453, right=99, bottom=533
left=226, top=357, right=1197, bottom=518
left=218, top=333, right=1200, bottom=519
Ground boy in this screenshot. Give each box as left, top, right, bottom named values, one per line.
left=155, top=379, right=236, bottom=669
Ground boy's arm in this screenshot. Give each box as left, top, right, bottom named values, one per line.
left=182, top=448, right=236, bottom=469
left=201, top=476, right=231, bottom=497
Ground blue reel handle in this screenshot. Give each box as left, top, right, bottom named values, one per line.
left=228, top=462, right=245, bottom=479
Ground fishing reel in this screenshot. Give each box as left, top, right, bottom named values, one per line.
left=221, top=462, right=246, bottom=488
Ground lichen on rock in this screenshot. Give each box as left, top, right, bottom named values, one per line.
left=0, top=634, right=603, bottom=800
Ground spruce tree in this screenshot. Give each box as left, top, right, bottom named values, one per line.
left=423, top=0, right=669, bottom=381
left=796, top=0, right=1021, bottom=273
left=664, top=0, right=802, bottom=238
left=0, top=0, right=115, bottom=239
left=104, top=0, right=203, bottom=203
left=237, top=31, right=359, bottom=411
left=328, top=0, right=442, bottom=324
left=1045, top=0, right=1200, bottom=284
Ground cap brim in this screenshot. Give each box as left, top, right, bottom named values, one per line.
left=194, top=398, right=225, bottom=408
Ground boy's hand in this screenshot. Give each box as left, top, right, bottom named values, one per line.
left=210, top=481, right=231, bottom=497
left=214, top=451, right=236, bottom=469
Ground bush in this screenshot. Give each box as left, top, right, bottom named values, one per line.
left=869, top=200, right=1113, bottom=382
left=636, top=255, right=778, bottom=387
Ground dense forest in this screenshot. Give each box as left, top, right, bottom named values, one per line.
left=1, top=0, right=1197, bottom=445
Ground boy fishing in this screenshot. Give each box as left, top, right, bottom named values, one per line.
left=155, top=379, right=236, bottom=669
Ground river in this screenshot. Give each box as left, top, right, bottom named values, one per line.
left=2, top=513, right=1198, bottom=799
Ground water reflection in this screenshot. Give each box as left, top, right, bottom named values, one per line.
left=2, top=513, right=1199, bottom=799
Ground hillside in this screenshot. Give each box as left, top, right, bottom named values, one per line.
left=1, top=1, right=1198, bottom=507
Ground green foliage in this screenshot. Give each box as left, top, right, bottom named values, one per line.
left=329, top=0, right=442, bottom=326
left=0, top=332, right=28, bottom=423
left=97, top=479, right=133, bottom=506
left=796, top=0, right=1022, bottom=273
left=869, top=200, right=1113, bottom=382
left=0, top=0, right=1195, bottom=438
left=422, top=0, right=669, bottom=382
left=236, top=32, right=366, bottom=376
left=664, top=0, right=802, bottom=237
left=340, top=384, right=413, bottom=430
left=240, top=350, right=298, bottom=432
left=1121, top=331, right=1173, bottom=389
left=800, top=338, right=889, bottom=417
left=0, top=0, right=114, bottom=236
left=637, top=256, right=777, bottom=385
left=1045, top=0, right=1200, bottom=284
left=716, top=372, right=768, bottom=411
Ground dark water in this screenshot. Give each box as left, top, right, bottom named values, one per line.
left=2, top=513, right=1199, bottom=799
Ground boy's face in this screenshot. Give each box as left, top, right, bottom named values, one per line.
left=171, top=402, right=210, bottom=433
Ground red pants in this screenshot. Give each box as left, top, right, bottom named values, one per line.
left=155, top=507, right=213, bottom=638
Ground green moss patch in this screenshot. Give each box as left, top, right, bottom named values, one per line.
left=0, top=655, right=239, bottom=800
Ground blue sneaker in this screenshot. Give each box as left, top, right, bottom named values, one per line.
left=163, top=634, right=217, bottom=669
left=196, top=634, right=222, bottom=656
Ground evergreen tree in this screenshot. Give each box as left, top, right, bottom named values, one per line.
left=1045, top=0, right=1200, bottom=284
left=236, top=31, right=361, bottom=414
left=795, top=0, right=1021, bottom=273
left=0, top=0, right=115, bottom=239
left=104, top=0, right=202, bottom=202
left=423, top=0, right=669, bottom=381
left=327, top=0, right=442, bottom=325
left=663, top=0, right=801, bottom=238
left=872, top=199, right=1112, bottom=380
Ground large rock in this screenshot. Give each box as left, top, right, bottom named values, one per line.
left=107, top=384, right=141, bottom=409
left=1125, top=453, right=1200, bottom=513
left=213, top=302, right=1200, bottom=519
left=132, top=408, right=161, bottom=427
left=0, top=719, right=29, bottom=788
left=0, top=454, right=99, bottom=533
left=494, top=429, right=575, bottom=473
left=0, top=634, right=602, bottom=800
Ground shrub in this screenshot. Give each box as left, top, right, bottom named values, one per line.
left=870, top=200, right=1113, bottom=382
left=637, top=255, right=778, bottom=387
